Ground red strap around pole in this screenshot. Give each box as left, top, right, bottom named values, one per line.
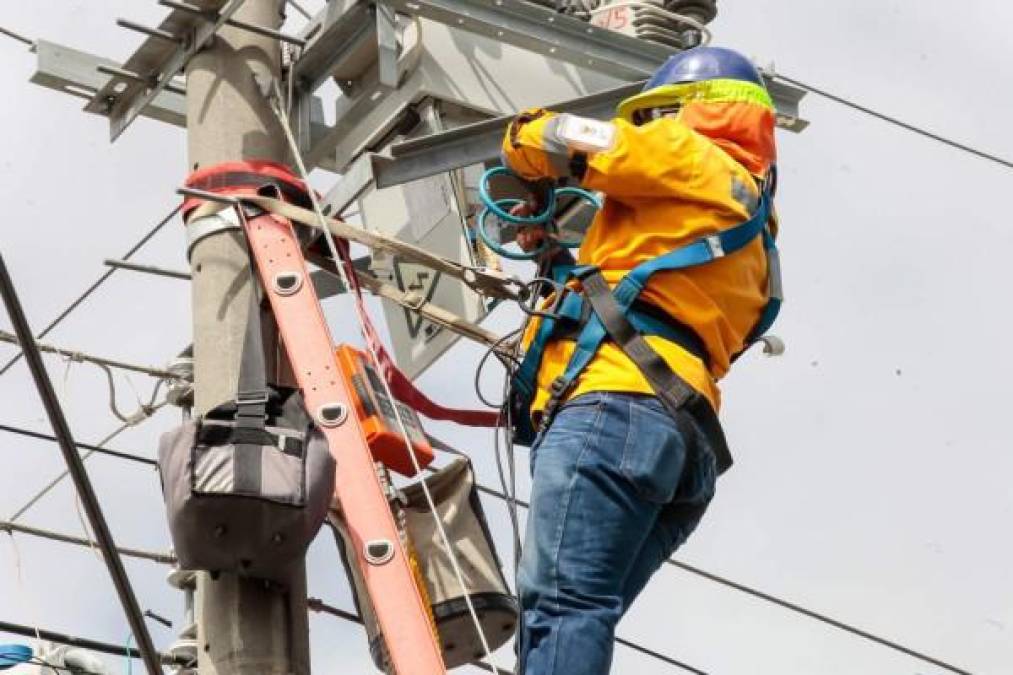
left=183, top=162, right=502, bottom=429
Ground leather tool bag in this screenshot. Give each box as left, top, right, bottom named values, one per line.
left=158, top=285, right=335, bottom=582
left=331, top=456, right=517, bottom=669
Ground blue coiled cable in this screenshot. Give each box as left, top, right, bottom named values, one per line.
left=476, top=166, right=601, bottom=261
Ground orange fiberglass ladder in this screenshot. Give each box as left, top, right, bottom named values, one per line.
left=184, top=162, right=447, bottom=675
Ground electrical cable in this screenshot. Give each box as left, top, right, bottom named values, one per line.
left=448, top=467, right=976, bottom=675
left=7, top=393, right=167, bottom=524
left=476, top=167, right=598, bottom=261
left=0, top=25, right=34, bottom=47
left=53, top=361, right=104, bottom=566
left=661, top=558, right=973, bottom=675
left=0, top=520, right=175, bottom=565
left=0, top=251, right=163, bottom=674
left=0, top=204, right=181, bottom=379
left=775, top=73, right=1013, bottom=172
left=285, top=0, right=313, bottom=21
left=0, top=330, right=178, bottom=381
left=2, top=533, right=44, bottom=650
left=307, top=598, right=511, bottom=674
left=494, top=332, right=524, bottom=572
left=0, top=619, right=188, bottom=667
left=269, top=82, right=499, bottom=665
left=473, top=329, right=522, bottom=409
left=0, top=423, right=157, bottom=467
left=613, top=636, right=707, bottom=675
left=33, top=408, right=968, bottom=675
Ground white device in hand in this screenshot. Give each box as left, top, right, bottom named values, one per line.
left=554, top=113, right=617, bottom=154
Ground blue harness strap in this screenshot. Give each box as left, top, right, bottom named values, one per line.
left=511, top=184, right=780, bottom=453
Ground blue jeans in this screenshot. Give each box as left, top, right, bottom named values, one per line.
left=517, top=392, right=719, bottom=675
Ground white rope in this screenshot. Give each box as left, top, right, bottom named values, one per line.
left=3, top=533, right=43, bottom=650
left=268, top=83, right=499, bottom=665
left=55, top=359, right=105, bottom=565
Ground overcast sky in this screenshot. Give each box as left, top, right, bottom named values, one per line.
left=1, top=1, right=1011, bottom=674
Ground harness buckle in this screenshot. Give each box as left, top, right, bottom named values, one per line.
left=538, top=376, right=571, bottom=433
left=236, top=390, right=270, bottom=406
left=548, top=376, right=569, bottom=397
left=705, top=235, right=725, bottom=259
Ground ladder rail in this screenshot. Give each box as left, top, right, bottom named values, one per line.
left=240, top=207, right=447, bottom=675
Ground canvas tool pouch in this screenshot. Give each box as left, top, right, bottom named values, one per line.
left=331, top=456, right=517, bottom=669
left=158, top=277, right=335, bottom=583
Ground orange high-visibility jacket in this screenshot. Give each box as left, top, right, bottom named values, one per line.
left=501, top=86, right=778, bottom=415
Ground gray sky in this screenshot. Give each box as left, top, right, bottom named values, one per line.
left=1, top=1, right=1011, bottom=674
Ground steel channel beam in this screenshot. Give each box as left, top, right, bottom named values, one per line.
left=0, top=253, right=163, bottom=675
left=383, top=0, right=668, bottom=79
left=371, top=73, right=808, bottom=188
left=31, top=40, right=186, bottom=127
left=292, top=0, right=375, bottom=94
left=321, top=152, right=379, bottom=216
left=372, top=81, right=641, bottom=188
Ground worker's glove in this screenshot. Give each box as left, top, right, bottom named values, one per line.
left=501, top=108, right=572, bottom=180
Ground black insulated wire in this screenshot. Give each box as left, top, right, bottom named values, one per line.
left=776, top=73, right=1013, bottom=171
left=0, top=423, right=158, bottom=466
left=0, top=252, right=163, bottom=675
left=0, top=204, right=181, bottom=378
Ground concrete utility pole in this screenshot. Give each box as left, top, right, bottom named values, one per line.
left=186, top=1, right=310, bottom=673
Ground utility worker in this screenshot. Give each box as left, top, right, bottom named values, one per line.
left=499, top=46, right=780, bottom=674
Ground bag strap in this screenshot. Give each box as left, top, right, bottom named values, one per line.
left=234, top=242, right=269, bottom=431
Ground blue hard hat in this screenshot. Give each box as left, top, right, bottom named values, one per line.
left=643, top=46, right=764, bottom=90
left=617, top=46, right=769, bottom=122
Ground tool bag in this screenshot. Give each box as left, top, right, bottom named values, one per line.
left=158, top=285, right=335, bottom=582
left=331, top=456, right=517, bottom=669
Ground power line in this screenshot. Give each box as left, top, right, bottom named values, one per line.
left=0, top=25, right=34, bottom=47
left=307, top=597, right=512, bottom=674
left=776, top=73, right=1013, bottom=171
left=285, top=0, right=313, bottom=20
left=7, top=394, right=972, bottom=673
left=0, top=251, right=162, bottom=675
left=8, top=403, right=166, bottom=524
left=0, top=422, right=157, bottom=467
left=0, top=520, right=175, bottom=565
left=0, top=204, right=181, bottom=379
left=0, top=330, right=180, bottom=380
left=8, top=395, right=973, bottom=674
left=468, top=476, right=973, bottom=675
left=0, top=619, right=189, bottom=667
left=662, top=558, right=972, bottom=675
left=615, top=635, right=706, bottom=675
left=421, top=468, right=707, bottom=674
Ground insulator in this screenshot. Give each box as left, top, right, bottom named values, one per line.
left=662, top=0, right=717, bottom=24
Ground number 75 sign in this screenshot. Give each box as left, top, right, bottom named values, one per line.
left=590, top=4, right=632, bottom=33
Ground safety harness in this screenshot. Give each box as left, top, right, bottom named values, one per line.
left=510, top=179, right=782, bottom=474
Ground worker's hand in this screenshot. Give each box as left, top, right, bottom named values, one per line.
left=509, top=202, right=547, bottom=252
left=516, top=225, right=547, bottom=252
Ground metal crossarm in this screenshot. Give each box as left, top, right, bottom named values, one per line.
left=370, top=74, right=806, bottom=189
left=85, top=0, right=247, bottom=141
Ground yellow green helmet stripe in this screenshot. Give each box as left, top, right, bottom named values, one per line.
left=617, top=79, right=774, bottom=123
